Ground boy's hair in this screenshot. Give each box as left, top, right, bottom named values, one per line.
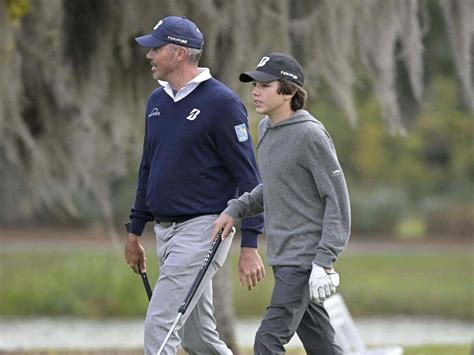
left=277, top=80, right=307, bottom=111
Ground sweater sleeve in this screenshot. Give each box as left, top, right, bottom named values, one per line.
left=305, top=128, right=351, bottom=267
left=224, top=183, right=264, bottom=221
left=213, top=96, right=264, bottom=248
left=129, top=117, right=155, bottom=235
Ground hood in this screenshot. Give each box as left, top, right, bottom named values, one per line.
left=257, top=110, right=325, bottom=148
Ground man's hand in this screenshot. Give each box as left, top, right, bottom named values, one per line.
left=309, top=264, right=340, bottom=303
left=124, top=234, right=146, bottom=274
left=239, top=247, right=265, bottom=290
left=211, top=213, right=236, bottom=241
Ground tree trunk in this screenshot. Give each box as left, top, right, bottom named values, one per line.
left=213, top=253, right=240, bottom=354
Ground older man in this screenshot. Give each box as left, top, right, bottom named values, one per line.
left=124, top=16, right=264, bottom=355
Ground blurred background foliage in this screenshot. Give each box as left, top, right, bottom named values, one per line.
left=0, top=0, right=472, bottom=240
left=314, top=74, right=474, bottom=238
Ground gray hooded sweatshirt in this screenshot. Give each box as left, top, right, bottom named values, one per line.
left=224, top=110, right=350, bottom=268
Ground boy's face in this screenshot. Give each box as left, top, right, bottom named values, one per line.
left=251, top=81, right=292, bottom=117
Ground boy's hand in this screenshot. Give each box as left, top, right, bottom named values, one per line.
left=309, top=264, right=339, bottom=303
left=211, top=213, right=236, bottom=241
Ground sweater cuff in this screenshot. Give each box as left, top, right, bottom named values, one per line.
left=129, top=219, right=147, bottom=236
left=240, top=229, right=258, bottom=248
left=313, top=250, right=335, bottom=269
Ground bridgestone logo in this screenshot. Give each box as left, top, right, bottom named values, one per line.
left=167, top=36, right=188, bottom=44
left=281, top=70, right=298, bottom=80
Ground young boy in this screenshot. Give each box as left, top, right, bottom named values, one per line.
left=212, top=52, right=350, bottom=354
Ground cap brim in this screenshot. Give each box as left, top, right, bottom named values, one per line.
left=135, top=35, right=167, bottom=48
left=239, top=71, right=280, bottom=83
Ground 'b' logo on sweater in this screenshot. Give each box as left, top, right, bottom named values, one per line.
left=186, top=108, right=201, bottom=121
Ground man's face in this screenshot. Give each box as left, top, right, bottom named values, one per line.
left=145, top=44, right=178, bottom=81
left=251, top=81, right=288, bottom=117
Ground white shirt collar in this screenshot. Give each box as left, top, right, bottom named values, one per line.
left=158, top=68, right=212, bottom=102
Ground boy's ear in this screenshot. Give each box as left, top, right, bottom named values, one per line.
left=282, top=93, right=295, bottom=102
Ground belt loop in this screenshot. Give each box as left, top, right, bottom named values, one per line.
left=159, top=221, right=174, bottom=228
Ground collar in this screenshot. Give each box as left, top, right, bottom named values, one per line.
left=158, top=68, right=212, bottom=102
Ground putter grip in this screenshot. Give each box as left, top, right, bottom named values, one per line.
left=178, top=231, right=223, bottom=314
left=124, top=222, right=153, bottom=301
left=140, top=269, right=153, bottom=300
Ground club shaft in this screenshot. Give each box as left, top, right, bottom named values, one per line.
left=157, top=312, right=182, bottom=355
left=178, top=231, right=222, bottom=314
left=156, top=230, right=224, bottom=354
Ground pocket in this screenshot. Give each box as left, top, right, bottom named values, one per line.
left=196, top=215, right=232, bottom=268
left=154, top=223, right=169, bottom=261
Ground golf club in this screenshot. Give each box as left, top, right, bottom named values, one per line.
left=156, top=228, right=227, bottom=355
left=125, top=222, right=153, bottom=301
left=138, top=263, right=153, bottom=301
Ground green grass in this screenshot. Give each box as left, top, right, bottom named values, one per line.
left=337, top=254, right=474, bottom=319
left=231, top=252, right=473, bottom=320
left=402, top=344, right=472, bottom=355
left=3, top=345, right=472, bottom=354
left=0, top=250, right=149, bottom=318
left=281, top=345, right=472, bottom=355
left=0, top=249, right=472, bottom=320
left=278, top=345, right=473, bottom=355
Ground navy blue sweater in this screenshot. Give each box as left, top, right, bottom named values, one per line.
left=129, top=78, right=263, bottom=247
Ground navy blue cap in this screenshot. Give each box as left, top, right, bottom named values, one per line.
left=135, top=16, right=204, bottom=49
left=240, top=52, right=305, bottom=86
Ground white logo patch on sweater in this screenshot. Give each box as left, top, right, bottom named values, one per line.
left=186, top=108, right=201, bottom=121
left=331, top=169, right=342, bottom=176
left=234, top=123, right=248, bottom=142
left=148, top=108, right=161, bottom=118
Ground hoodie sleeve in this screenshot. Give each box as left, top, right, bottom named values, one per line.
left=213, top=96, right=264, bottom=248
left=223, top=183, right=264, bottom=221
left=305, top=128, right=351, bottom=268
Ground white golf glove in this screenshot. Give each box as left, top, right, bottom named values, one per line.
left=309, top=264, right=340, bottom=303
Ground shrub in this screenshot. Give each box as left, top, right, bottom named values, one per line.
left=350, top=186, right=409, bottom=234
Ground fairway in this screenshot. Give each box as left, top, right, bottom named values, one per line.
left=0, top=242, right=472, bottom=320
left=0, top=345, right=471, bottom=354
left=1, top=235, right=472, bottom=353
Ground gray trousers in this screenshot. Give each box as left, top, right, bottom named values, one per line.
left=254, top=266, right=343, bottom=355
left=144, top=215, right=233, bottom=355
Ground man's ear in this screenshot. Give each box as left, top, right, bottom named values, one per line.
left=175, top=47, right=188, bottom=62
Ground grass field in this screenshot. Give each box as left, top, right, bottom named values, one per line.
left=1, top=241, right=472, bottom=352
left=229, top=250, right=473, bottom=320
left=0, top=248, right=472, bottom=320
left=1, top=344, right=471, bottom=354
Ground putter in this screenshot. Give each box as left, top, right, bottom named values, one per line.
left=156, top=228, right=228, bottom=355
left=138, top=263, right=153, bottom=301
left=125, top=222, right=153, bottom=301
